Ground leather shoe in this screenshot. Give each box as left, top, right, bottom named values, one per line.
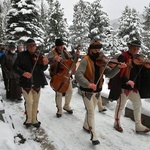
left=63, top=108, right=73, bottom=114
left=114, top=125, right=123, bottom=132
left=92, top=140, right=100, bottom=145
left=56, top=113, right=62, bottom=118
left=23, top=122, right=32, bottom=128
left=136, top=128, right=150, bottom=134
left=99, top=108, right=107, bottom=112
left=32, top=122, right=41, bottom=128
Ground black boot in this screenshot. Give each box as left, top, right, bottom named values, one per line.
left=32, top=122, right=41, bottom=128
left=63, top=108, right=73, bottom=114
left=23, top=122, right=32, bottom=128
left=92, top=140, right=100, bottom=145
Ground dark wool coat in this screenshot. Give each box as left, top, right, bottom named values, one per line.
left=13, top=50, right=48, bottom=88
left=108, top=51, right=150, bottom=100
left=1, top=51, right=22, bottom=99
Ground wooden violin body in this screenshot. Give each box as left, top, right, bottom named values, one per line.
left=50, top=59, right=76, bottom=93
left=50, top=47, right=80, bottom=93
left=133, top=54, right=150, bottom=68
left=32, top=52, right=46, bottom=65
left=96, top=55, right=121, bottom=67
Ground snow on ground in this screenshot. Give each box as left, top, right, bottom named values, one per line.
left=0, top=70, right=150, bottom=150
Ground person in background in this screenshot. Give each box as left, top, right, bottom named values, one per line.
left=108, top=40, right=150, bottom=133
left=48, top=38, right=79, bottom=118
left=16, top=44, right=24, bottom=53
left=1, top=43, right=22, bottom=101
left=75, top=40, right=127, bottom=145
left=0, top=46, right=6, bottom=87
left=13, top=38, right=49, bottom=128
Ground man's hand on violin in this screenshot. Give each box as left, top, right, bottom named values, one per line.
left=126, top=80, right=135, bottom=88
left=53, top=56, right=62, bottom=62
left=117, top=62, right=127, bottom=68
left=22, top=72, right=32, bottom=79
left=88, top=83, right=97, bottom=91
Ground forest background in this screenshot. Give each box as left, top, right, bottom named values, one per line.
left=0, top=0, right=150, bottom=58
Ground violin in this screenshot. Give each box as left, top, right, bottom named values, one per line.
left=96, top=55, right=121, bottom=68
left=32, top=52, right=47, bottom=65
left=133, top=54, right=150, bottom=68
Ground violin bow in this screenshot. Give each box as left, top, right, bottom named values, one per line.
left=30, top=50, right=41, bottom=83
left=96, top=57, right=111, bottom=86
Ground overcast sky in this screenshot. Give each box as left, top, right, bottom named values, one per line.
left=59, top=0, right=150, bottom=23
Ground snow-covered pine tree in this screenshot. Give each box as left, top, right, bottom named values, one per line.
left=142, top=3, right=150, bottom=58
left=0, top=0, right=11, bottom=45
left=0, top=4, right=3, bottom=44
left=88, top=0, right=109, bottom=41
left=45, top=0, right=69, bottom=50
left=69, top=0, right=90, bottom=50
left=117, top=6, right=142, bottom=49
left=38, top=0, right=49, bottom=52
left=6, top=0, right=44, bottom=45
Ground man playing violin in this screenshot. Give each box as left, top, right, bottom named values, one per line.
left=75, top=40, right=126, bottom=145
left=48, top=38, right=79, bottom=118
left=13, top=38, right=49, bottom=128
left=109, top=40, right=150, bottom=133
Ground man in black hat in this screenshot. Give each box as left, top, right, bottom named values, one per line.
left=109, top=39, right=150, bottom=133
left=48, top=38, right=79, bottom=118
left=13, top=38, right=49, bottom=128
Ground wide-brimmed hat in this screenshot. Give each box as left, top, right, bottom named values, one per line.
left=127, top=40, right=141, bottom=47
left=55, top=39, right=64, bottom=46
left=25, top=38, right=36, bottom=45
left=8, top=43, right=16, bottom=49
left=89, top=41, right=103, bottom=49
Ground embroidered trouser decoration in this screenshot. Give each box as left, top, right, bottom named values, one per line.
left=82, top=92, right=93, bottom=100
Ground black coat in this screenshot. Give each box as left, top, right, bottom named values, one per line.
left=13, top=50, right=48, bottom=88
left=108, top=51, right=150, bottom=100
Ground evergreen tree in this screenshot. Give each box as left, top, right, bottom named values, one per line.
left=6, top=0, right=44, bottom=44
left=142, top=3, right=150, bottom=57
left=88, top=0, right=109, bottom=40
left=117, top=6, right=142, bottom=48
left=39, top=0, right=49, bottom=51
left=69, top=0, right=90, bottom=49
left=45, top=0, right=69, bottom=50
left=0, top=0, right=11, bottom=45
left=0, top=4, right=3, bottom=44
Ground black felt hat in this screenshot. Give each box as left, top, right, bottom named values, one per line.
left=25, top=38, right=36, bottom=45
left=89, top=41, right=103, bottom=49
left=55, top=39, right=64, bottom=46
left=8, top=43, right=16, bottom=49
left=127, top=40, right=141, bottom=47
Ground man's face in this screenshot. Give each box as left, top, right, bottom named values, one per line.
left=26, top=43, right=36, bottom=53
left=56, top=45, right=64, bottom=52
left=129, top=46, right=140, bottom=55
left=17, top=45, right=23, bottom=52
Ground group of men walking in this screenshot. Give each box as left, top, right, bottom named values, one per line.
left=0, top=38, right=150, bottom=146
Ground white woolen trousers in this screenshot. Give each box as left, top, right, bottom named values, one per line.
left=22, top=88, right=40, bottom=124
